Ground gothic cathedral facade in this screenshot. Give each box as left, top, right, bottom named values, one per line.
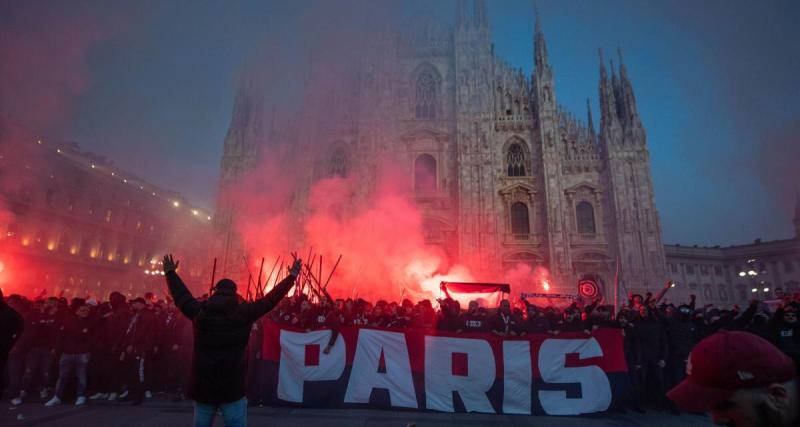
left=216, top=1, right=667, bottom=298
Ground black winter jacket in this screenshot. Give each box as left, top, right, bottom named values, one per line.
left=665, top=318, right=698, bottom=359
left=633, top=317, right=668, bottom=363
left=57, top=314, right=96, bottom=355
left=0, top=300, right=23, bottom=358
left=166, top=271, right=295, bottom=404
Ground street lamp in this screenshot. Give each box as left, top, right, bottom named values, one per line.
left=740, top=259, right=768, bottom=300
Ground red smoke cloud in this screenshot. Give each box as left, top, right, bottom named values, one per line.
left=227, top=154, right=472, bottom=302
left=0, top=1, right=123, bottom=131
left=227, top=153, right=553, bottom=303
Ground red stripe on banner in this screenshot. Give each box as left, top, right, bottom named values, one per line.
left=305, top=344, right=320, bottom=366
left=442, top=282, right=510, bottom=294
left=452, top=352, right=468, bottom=376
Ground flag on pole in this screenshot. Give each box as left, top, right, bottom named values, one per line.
left=613, top=256, right=620, bottom=314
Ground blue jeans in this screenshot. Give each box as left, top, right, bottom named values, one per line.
left=194, top=397, right=247, bottom=427
left=22, top=347, right=53, bottom=392
left=55, top=353, right=90, bottom=398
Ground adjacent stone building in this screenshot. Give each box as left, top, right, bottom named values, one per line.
left=216, top=2, right=667, bottom=298
left=0, top=116, right=213, bottom=298
left=663, top=199, right=800, bottom=307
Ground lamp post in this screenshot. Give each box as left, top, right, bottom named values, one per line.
left=739, top=258, right=768, bottom=300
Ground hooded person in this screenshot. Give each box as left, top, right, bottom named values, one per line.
left=90, top=291, right=130, bottom=401
left=668, top=331, right=799, bottom=427
left=162, top=253, right=301, bottom=427
left=0, top=288, right=24, bottom=397
left=117, top=297, right=157, bottom=404
left=771, top=303, right=800, bottom=371
left=665, top=303, right=699, bottom=392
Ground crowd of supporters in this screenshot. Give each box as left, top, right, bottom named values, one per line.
left=1, top=292, right=192, bottom=407
left=1, top=285, right=798, bottom=413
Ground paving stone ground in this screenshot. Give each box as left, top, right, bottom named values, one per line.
left=1, top=395, right=710, bottom=426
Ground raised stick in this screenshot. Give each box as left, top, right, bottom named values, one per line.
left=323, top=254, right=342, bottom=290
left=209, top=258, right=217, bottom=294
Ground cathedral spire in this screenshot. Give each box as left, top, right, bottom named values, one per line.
left=598, top=48, right=607, bottom=83
left=617, top=48, right=629, bottom=83
left=617, top=47, right=642, bottom=129
left=473, top=0, right=488, bottom=28
left=598, top=48, right=621, bottom=142
left=533, top=4, right=549, bottom=70
left=456, top=0, right=468, bottom=28
left=587, top=98, right=596, bottom=140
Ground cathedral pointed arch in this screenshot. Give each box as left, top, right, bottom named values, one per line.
left=412, top=63, right=442, bottom=121
left=503, top=137, right=531, bottom=177
left=329, top=144, right=348, bottom=178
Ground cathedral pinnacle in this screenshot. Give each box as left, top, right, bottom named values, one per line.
left=617, top=48, right=628, bottom=78
left=457, top=0, right=468, bottom=28
left=533, top=4, right=549, bottom=70
left=598, top=48, right=607, bottom=81
left=587, top=98, right=596, bottom=138
left=615, top=47, right=641, bottom=129
left=473, top=0, right=488, bottom=28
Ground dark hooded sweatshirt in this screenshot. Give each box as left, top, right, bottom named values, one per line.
left=166, top=271, right=295, bottom=404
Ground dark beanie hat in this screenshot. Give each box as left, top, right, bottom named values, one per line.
left=131, top=297, right=146, bottom=305
left=214, top=279, right=237, bottom=295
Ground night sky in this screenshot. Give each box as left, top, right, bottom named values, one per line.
left=1, top=0, right=798, bottom=246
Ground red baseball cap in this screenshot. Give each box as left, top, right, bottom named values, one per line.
left=667, top=330, right=796, bottom=413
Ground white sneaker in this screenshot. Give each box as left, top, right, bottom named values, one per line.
left=75, top=397, right=86, bottom=406
left=11, top=397, right=22, bottom=406
left=44, top=396, right=61, bottom=407
left=89, top=393, right=108, bottom=400
left=107, top=392, right=118, bottom=401
left=144, top=391, right=152, bottom=399
left=40, top=390, right=49, bottom=399
left=118, top=390, right=129, bottom=399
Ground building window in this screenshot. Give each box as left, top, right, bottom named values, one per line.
left=576, top=201, right=596, bottom=234
left=506, top=143, right=526, bottom=177
left=686, top=264, right=695, bottom=275
left=510, top=202, right=530, bottom=237
left=415, top=71, right=437, bottom=120
left=718, top=284, right=728, bottom=301
left=700, top=265, right=709, bottom=276
left=330, top=147, right=348, bottom=177
left=670, top=263, right=678, bottom=273
left=414, top=154, right=437, bottom=193
left=703, top=284, right=713, bottom=301
left=784, top=260, right=794, bottom=273
left=714, top=265, right=723, bottom=276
